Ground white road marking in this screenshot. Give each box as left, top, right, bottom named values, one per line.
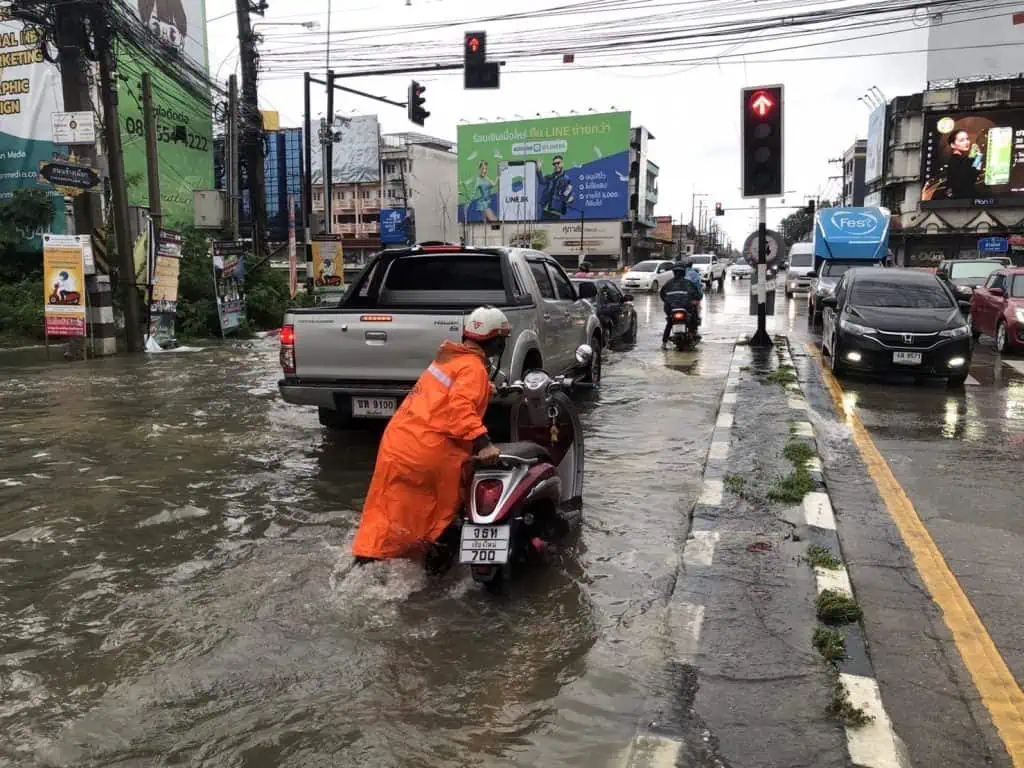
left=803, top=491, right=837, bottom=530
left=814, top=565, right=853, bottom=597
left=806, top=456, right=823, bottom=473
left=966, top=374, right=981, bottom=386
left=716, top=412, right=734, bottom=429
left=722, top=391, right=738, bottom=405
left=683, top=531, right=720, bottom=569
left=1003, top=358, right=1024, bottom=376
left=709, top=441, right=729, bottom=460
left=668, top=601, right=705, bottom=667
left=841, top=673, right=909, bottom=768
left=699, top=479, right=723, bottom=506
left=792, top=421, right=815, bottom=437
left=787, top=397, right=809, bottom=410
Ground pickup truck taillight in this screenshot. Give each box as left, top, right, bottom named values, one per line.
left=280, top=323, right=296, bottom=375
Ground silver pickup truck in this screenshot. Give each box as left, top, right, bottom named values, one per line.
left=278, top=244, right=604, bottom=429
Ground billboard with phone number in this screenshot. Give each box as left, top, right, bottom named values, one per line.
left=457, top=112, right=631, bottom=223
left=921, top=110, right=1024, bottom=208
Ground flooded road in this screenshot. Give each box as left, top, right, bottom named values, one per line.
left=0, top=290, right=751, bottom=767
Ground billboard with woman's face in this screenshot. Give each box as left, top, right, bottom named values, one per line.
left=920, top=111, right=1024, bottom=207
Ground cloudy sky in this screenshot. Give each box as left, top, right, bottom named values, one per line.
left=200, top=0, right=940, bottom=249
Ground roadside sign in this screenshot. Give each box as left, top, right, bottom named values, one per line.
left=742, top=227, right=784, bottom=267
left=51, top=111, right=96, bottom=144
left=42, top=234, right=87, bottom=338
left=38, top=160, right=101, bottom=195
left=978, top=236, right=1009, bottom=254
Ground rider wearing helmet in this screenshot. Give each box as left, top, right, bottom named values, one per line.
left=660, top=259, right=703, bottom=347
left=352, top=306, right=511, bottom=566
left=573, top=261, right=592, bottom=278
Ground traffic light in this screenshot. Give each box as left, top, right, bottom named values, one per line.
left=408, top=80, right=428, bottom=126
left=714, top=202, right=724, bottom=216
left=464, top=30, right=499, bottom=89
left=741, top=84, right=784, bottom=198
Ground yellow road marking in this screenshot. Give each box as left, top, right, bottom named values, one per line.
left=808, top=344, right=1024, bottom=766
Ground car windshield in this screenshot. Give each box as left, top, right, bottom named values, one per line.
left=690, top=256, right=711, bottom=264
left=950, top=261, right=1001, bottom=280
left=850, top=280, right=953, bottom=309
left=822, top=263, right=854, bottom=277
left=630, top=262, right=657, bottom=272
left=790, top=250, right=813, bottom=267
left=1013, top=275, right=1024, bottom=298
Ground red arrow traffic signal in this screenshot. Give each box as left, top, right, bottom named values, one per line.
left=467, top=36, right=480, bottom=53
left=750, top=91, right=774, bottom=117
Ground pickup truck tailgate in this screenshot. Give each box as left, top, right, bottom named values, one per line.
left=291, top=310, right=463, bottom=382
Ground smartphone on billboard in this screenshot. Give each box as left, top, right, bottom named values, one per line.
left=498, top=161, right=538, bottom=222
left=984, top=126, right=1012, bottom=186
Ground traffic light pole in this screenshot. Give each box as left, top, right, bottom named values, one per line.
left=750, top=196, right=773, bottom=348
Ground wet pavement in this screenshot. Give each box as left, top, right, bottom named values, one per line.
left=1, top=274, right=1020, bottom=767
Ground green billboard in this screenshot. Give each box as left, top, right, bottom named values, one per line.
left=116, top=0, right=213, bottom=230
left=457, top=111, right=631, bottom=224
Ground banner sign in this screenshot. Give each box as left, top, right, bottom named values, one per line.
left=0, top=13, right=67, bottom=249
left=42, top=234, right=87, bottom=337
left=287, top=194, right=297, bottom=298
left=457, top=112, right=632, bottom=223
left=492, top=220, right=622, bottom=255
left=212, top=240, right=247, bottom=333
left=116, top=0, right=214, bottom=230
left=380, top=207, right=408, bottom=245
left=311, top=233, right=344, bottom=294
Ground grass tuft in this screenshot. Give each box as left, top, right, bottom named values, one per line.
left=807, top=544, right=842, bottom=570
left=783, top=440, right=815, bottom=467
left=828, top=678, right=874, bottom=727
left=816, top=589, right=862, bottom=624
left=768, top=466, right=815, bottom=503
left=724, top=474, right=746, bottom=494
left=761, top=364, right=798, bottom=387
left=813, top=626, right=847, bottom=662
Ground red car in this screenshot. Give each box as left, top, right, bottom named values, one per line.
left=969, top=267, right=1024, bottom=352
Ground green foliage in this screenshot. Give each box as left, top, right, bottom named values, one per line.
left=0, top=189, right=53, bottom=282
left=783, top=440, right=816, bottom=466
left=806, top=545, right=842, bottom=570
left=779, top=200, right=831, bottom=248
left=813, top=626, right=846, bottom=662
left=816, top=589, right=863, bottom=624
left=768, top=466, right=815, bottom=503
left=0, top=278, right=44, bottom=343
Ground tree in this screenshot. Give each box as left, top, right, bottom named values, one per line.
left=779, top=201, right=830, bottom=247
left=0, top=189, right=54, bottom=282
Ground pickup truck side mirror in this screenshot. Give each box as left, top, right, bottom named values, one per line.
left=990, top=287, right=1005, bottom=297
left=576, top=281, right=598, bottom=299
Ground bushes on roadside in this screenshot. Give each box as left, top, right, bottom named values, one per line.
left=0, top=278, right=44, bottom=343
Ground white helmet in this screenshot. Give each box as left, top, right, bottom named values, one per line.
left=463, top=306, right=511, bottom=342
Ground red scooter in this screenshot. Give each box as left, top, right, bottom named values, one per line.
left=669, top=307, right=700, bottom=350
left=456, top=344, right=592, bottom=593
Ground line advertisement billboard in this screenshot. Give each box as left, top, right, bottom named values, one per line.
left=921, top=110, right=1024, bottom=208
left=0, top=13, right=67, bottom=249
left=116, top=0, right=214, bottom=230
left=457, top=112, right=631, bottom=224
left=864, top=104, right=886, bottom=185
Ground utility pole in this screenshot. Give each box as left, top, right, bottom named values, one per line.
left=94, top=15, right=143, bottom=353
left=227, top=75, right=240, bottom=239
left=828, top=156, right=846, bottom=206
left=141, top=72, right=162, bottom=342
left=303, top=72, right=313, bottom=245
left=325, top=69, right=335, bottom=235
left=235, top=0, right=268, bottom=259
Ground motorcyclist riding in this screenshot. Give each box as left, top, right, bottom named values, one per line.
left=352, top=306, right=510, bottom=569
left=660, top=260, right=703, bottom=348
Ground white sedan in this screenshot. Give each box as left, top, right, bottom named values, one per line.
left=731, top=263, right=753, bottom=279
left=621, top=260, right=676, bottom=293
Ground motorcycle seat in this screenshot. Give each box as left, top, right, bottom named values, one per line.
left=494, top=441, right=552, bottom=463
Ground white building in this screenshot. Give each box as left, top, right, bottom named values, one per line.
left=381, top=132, right=458, bottom=244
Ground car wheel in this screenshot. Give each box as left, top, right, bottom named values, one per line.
left=829, top=337, right=845, bottom=377
left=948, top=372, right=969, bottom=388
left=785, top=290, right=793, bottom=299
left=717, top=274, right=725, bottom=290
left=968, top=313, right=981, bottom=342
left=582, top=334, right=602, bottom=385
left=627, top=313, right=637, bottom=344
left=996, top=321, right=1010, bottom=353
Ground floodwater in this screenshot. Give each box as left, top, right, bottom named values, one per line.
left=0, top=295, right=742, bottom=768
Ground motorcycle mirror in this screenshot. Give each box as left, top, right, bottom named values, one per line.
left=574, top=344, right=594, bottom=367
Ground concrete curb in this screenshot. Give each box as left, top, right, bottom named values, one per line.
left=777, top=337, right=913, bottom=768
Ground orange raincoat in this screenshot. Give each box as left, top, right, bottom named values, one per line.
left=352, top=340, right=492, bottom=560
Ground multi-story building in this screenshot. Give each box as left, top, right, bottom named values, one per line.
left=842, top=139, right=867, bottom=207
left=867, top=77, right=1024, bottom=267
left=624, top=125, right=661, bottom=264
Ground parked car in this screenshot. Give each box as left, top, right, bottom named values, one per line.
left=278, top=244, right=604, bottom=429
left=808, top=260, right=882, bottom=325
left=936, top=258, right=1006, bottom=304
left=821, top=268, right=972, bottom=386
left=731, top=262, right=753, bottom=279
left=572, top=277, right=637, bottom=346
left=784, top=242, right=815, bottom=298
left=969, top=267, right=1024, bottom=353
left=621, top=260, right=676, bottom=293
left=690, top=253, right=727, bottom=289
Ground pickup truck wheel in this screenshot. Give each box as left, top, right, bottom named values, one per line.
left=717, top=274, right=725, bottom=290
left=318, top=407, right=351, bottom=431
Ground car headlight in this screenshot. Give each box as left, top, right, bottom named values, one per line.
left=840, top=318, right=875, bottom=335
left=816, top=284, right=835, bottom=297
left=940, top=325, right=971, bottom=338
left=1015, top=308, right=1024, bottom=324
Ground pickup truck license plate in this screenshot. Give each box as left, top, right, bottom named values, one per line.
left=351, top=397, right=397, bottom=418
left=893, top=351, right=922, bottom=365
left=459, top=524, right=511, bottom=564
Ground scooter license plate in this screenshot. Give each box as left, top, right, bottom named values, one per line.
left=459, top=524, right=511, bottom=565
left=672, top=324, right=687, bottom=333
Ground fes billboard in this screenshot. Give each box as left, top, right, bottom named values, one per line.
left=0, top=11, right=67, bottom=249
left=116, top=0, right=214, bottom=230
left=920, top=110, right=1024, bottom=208
left=457, top=112, right=631, bottom=224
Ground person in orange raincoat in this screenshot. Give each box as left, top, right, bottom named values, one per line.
left=352, top=306, right=512, bottom=567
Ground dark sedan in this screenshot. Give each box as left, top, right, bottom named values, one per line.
left=821, top=268, right=972, bottom=386
left=572, top=278, right=637, bottom=346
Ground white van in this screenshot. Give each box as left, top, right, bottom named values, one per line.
left=784, top=242, right=815, bottom=298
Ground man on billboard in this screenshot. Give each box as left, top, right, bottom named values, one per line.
left=534, top=155, right=575, bottom=220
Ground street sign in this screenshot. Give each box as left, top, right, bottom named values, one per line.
left=742, top=227, right=784, bottom=267
left=51, top=111, right=96, bottom=145
left=978, top=236, right=1009, bottom=254
left=38, top=160, right=101, bottom=195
